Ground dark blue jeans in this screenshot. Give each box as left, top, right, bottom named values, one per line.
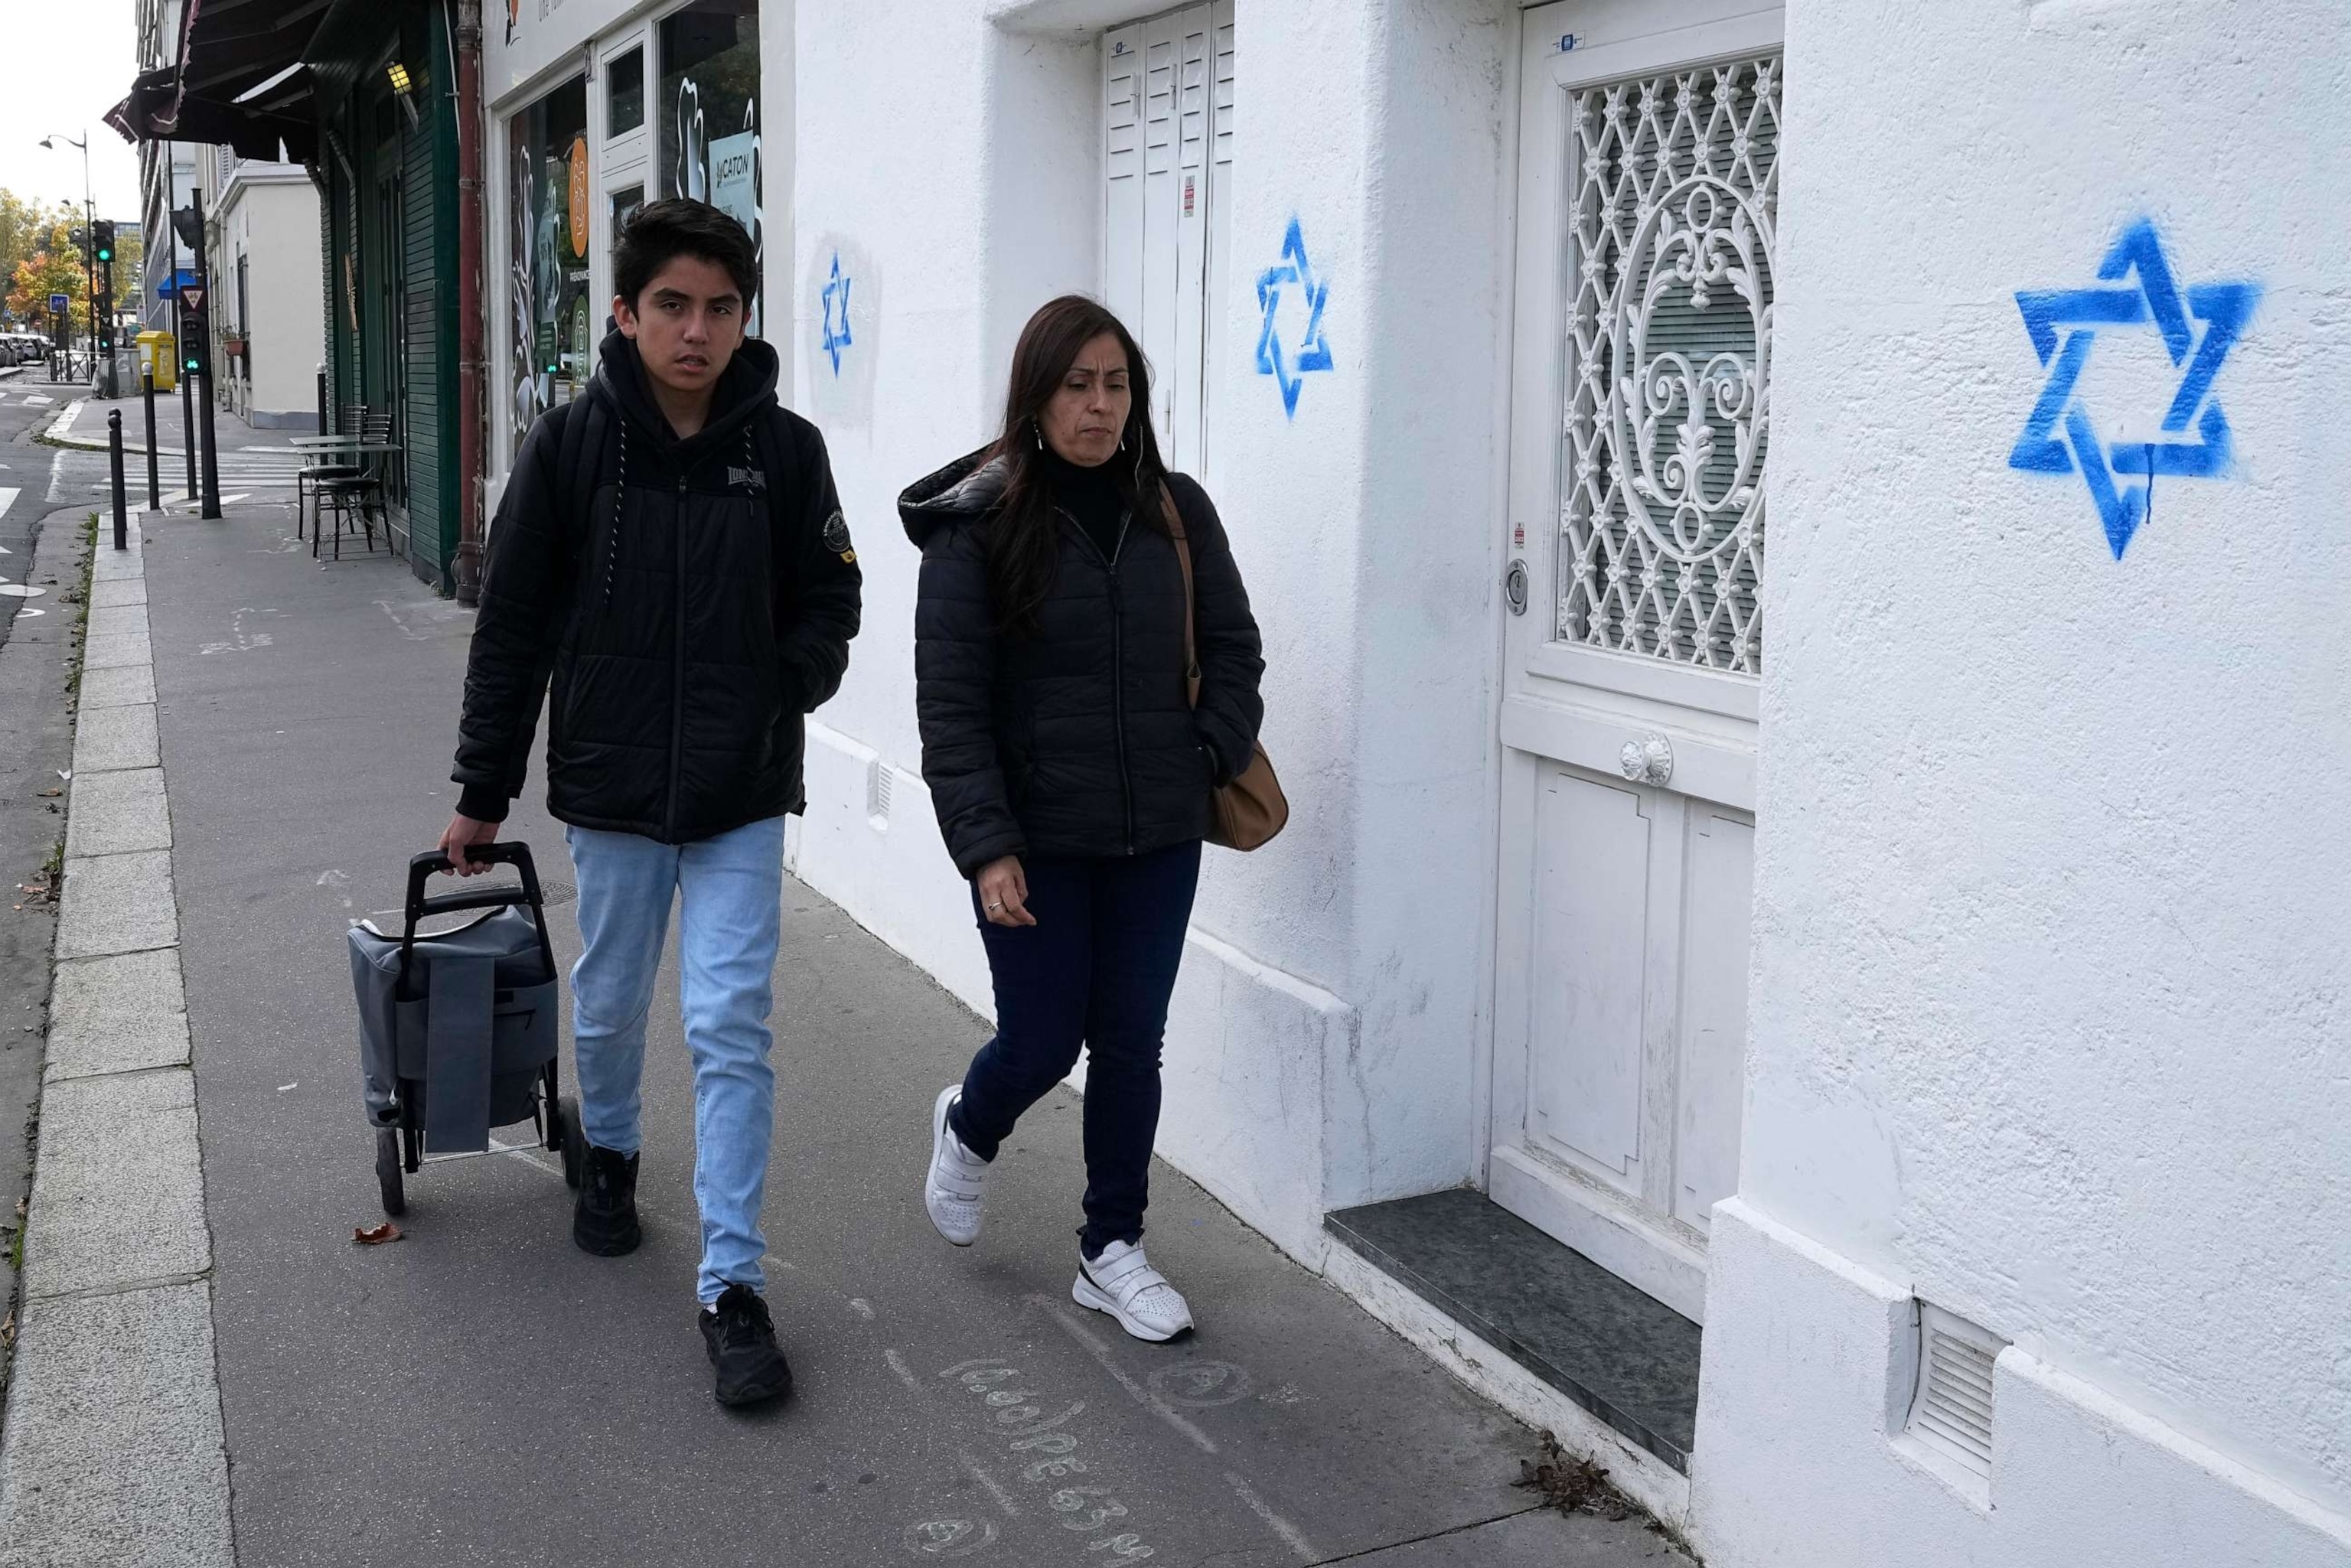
left=949, top=841, right=1202, bottom=1257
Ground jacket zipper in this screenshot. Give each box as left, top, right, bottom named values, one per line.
left=1059, top=506, right=1138, bottom=854
left=1104, top=510, right=1136, bottom=856
left=666, top=472, right=687, bottom=840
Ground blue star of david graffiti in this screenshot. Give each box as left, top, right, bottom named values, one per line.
left=1255, top=218, right=1334, bottom=417
left=2010, top=219, right=2258, bottom=559
left=820, top=253, right=853, bottom=377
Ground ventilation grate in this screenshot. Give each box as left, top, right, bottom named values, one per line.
left=866, top=759, right=893, bottom=826
left=1905, top=1303, right=2004, bottom=1483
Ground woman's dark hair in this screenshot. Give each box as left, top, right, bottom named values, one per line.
left=985, top=295, right=1167, bottom=637
left=613, top=198, right=759, bottom=309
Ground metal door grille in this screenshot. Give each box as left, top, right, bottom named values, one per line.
left=1559, top=55, right=1780, bottom=674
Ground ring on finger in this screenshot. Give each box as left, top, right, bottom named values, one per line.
left=986, top=901, right=1004, bottom=911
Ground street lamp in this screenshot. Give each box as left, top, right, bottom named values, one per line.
left=38, top=132, right=96, bottom=373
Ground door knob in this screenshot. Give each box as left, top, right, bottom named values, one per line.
left=1505, top=558, right=1528, bottom=616
left=1619, top=733, right=1673, bottom=787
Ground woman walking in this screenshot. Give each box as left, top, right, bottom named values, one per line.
left=900, top=295, right=1264, bottom=1341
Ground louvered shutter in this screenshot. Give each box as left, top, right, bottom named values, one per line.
left=1104, top=24, right=1146, bottom=341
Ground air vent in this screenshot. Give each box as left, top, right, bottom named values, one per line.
left=866, top=759, right=893, bottom=827
left=1903, top=1302, right=2004, bottom=1491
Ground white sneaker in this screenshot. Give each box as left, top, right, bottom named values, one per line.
left=924, top=1085, right=989, bottom=1247
left=1071, top=1240, right=1194, bottom=1341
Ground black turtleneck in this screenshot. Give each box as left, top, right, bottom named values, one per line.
left=1042, top=448, right=1128, bottom=563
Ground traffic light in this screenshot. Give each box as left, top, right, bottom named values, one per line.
left=92, top=221, right=115, bottom=266
left=171, top=207, right=202, bottom=251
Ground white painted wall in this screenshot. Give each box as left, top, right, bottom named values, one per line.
left=1694, top=0, right=2351, bottom=1560
left=786, top=0, right=1515, bottom=1260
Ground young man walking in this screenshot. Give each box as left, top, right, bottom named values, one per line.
left=438, top=200, right=860, bottom=1407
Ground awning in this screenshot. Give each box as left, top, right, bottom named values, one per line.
left=105, top=0, right=330, bottom=164
left=156, top=268, right=200, bottom=301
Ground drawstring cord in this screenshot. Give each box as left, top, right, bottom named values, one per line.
left=602, top=421, right=629, bottom=610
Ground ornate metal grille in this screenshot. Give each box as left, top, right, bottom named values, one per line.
left=1559, top=55, right=1779, bottom=674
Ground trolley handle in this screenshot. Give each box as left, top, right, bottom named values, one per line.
left=406, top=843, right=544, bottom=924
left=399, top=843, right=559, bottom=991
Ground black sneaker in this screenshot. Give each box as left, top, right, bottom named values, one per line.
left=572, top=1143, right=641, bottom=1257
left=699, top=1283, right=794, bottom=1407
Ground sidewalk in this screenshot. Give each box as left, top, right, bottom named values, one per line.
left=0, top=492, right=1692, bottom=1566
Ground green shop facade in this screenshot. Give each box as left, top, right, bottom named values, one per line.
left=308, top=2, right=466, bottom=591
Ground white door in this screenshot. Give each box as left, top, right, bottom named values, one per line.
left=1103, top=1, right=1234, bottom=481
left=1491, top=0, right=1784, bottom=1324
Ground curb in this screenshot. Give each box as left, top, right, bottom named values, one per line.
left=0, top=513, right=235, bottom=1566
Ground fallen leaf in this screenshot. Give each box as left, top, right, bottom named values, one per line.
left=352, top=1222, right=403, bottom=1246
left=0, top=1312, right=13, bottom=1350
left=34, top=787, right=59, bottom=798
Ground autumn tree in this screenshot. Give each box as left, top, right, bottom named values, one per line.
left=0, top=191, right=77, bottom=298
left=5, top=220, right=91, bottom=335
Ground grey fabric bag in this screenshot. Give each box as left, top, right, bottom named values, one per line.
left=347, top=903, right=559, bottom=1153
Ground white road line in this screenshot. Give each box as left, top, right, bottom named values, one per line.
left=23, top=393, right=54, bottom=406
left=0, top=487, right=18, bottom=524
left=1029, top=1293, right=1219, bottom=1455
left=1222, top=1472, right=1318, bottom=1563
left=44, top=448, right=65, bottom=504
left=958, top=1451, right=1023, bottom=1520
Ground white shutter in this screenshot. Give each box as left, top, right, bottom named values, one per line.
left=1200, top=1, right=1234, bottom=482
left=1103, top=3, right=1226, bottom=474
left=1103, top=24, right=1146, bottom=338
left=1168, top=6, right=1214, bottom=473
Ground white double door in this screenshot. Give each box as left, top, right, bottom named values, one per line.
left=1489, top=0, right=1785, bottom=1325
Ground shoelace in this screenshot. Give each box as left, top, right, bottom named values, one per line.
left=716, top=1293, right=773, bottom=1350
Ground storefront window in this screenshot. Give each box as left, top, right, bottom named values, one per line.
left=610, top=184, right=644, bottom=275
left=657, top=0, right=760, bottom=334
left=506, top=76, right=591, bottom=451
left=608, top=47, right=644, bottom=137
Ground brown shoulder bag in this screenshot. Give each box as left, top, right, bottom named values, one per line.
left=1161, top=482, right=1288, bottom=852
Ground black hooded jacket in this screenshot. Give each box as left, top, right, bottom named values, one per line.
left=901, top=451, right=1264, bottom=878
left=452, top=331, right=862, bottom=843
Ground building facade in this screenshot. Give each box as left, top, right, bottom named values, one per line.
left=143, top=0, right=2349, bottom=1561
left=194, top=148, right=324, bottom=430
left=307, top=2, right=470, bottom=588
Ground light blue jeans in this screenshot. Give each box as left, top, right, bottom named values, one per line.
left=565, top=816, right=785, bottom=1305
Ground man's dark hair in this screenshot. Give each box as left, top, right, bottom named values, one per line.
left=613, top=198, right=758, bottom=309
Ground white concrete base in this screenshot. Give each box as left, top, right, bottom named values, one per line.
left=1689, top=1198, right=2351, bottom=1567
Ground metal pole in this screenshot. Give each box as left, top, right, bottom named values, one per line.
left=193, top=189, right=220, bottom=520
left=317, top=364, right=328, bottom=435
left=142, top=365, right=160, bottom=510
left=109, top=411, right=128, bottom=551
left=180, top=338, right=197, bottom=500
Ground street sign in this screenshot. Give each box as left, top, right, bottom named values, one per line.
left=47, top=293, right=68, bottom=317
left=178, top=284, right=206, bottom=313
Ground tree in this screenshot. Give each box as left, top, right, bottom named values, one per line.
left=6, top=221, right=90, bottom=335
left=0, top=191, right=79, bottom=306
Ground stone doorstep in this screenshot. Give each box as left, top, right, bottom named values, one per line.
left=1323, top=1188, right=1704, bottom=1476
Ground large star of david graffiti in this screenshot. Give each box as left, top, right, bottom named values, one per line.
left=820, top=252, right=853, bottom=377
left=1255, top=218, right=1333, bottom=417
left=2010, top=219, right=2258, bottom=559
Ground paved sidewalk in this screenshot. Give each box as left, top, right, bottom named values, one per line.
left=1, top=493, right=1691, bottom=1566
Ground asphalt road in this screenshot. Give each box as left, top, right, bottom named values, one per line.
left=141, top=497, right=1688, bottom=1566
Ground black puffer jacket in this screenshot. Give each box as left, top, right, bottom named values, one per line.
left=902, top=451, right=1264, bottom=877
left=452, top=331, right=862, bottom=843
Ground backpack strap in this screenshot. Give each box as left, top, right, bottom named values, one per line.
left=1160, top=480, right=1201, bottom=709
